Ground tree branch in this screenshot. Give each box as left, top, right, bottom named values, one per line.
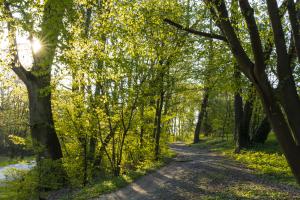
left=263, top=0, right=289, bottom=62
left=4, top=1, right=31, bottom=86
left=164, top=18, right=228, bottom=42
left=288, top=33, right=297, bottom=72
left=266, top=0, right=290, bottom=80
left=239, top=0, right=265, bottom=74
left=210, top=0, right=254, bottom=80
left=287, top=0, right=300, bottom=61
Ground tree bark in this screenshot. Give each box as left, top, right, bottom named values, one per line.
left=203, top=110, right=210, bottom=136
left=194, top=88, right=209, bottom=143
left=239, top=92, right=253, bottom=147
left=234, top=92, right=243, bottom=152
left=154, top=91, right=164, bottom=160
left=140, top=102, right=145, bottom=147
left=28, top=81, right=63, bottom=160
left=251, top=117, right=271, bottom=144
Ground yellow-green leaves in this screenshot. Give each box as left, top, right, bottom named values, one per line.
left=8, top=135, right=26, bottom=145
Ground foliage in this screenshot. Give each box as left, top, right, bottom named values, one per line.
left=0, top=168, right=39, bottom=200
left=60, top=151, right=175, bottom=200
left=1, top=0, right=300, bottom=199
left=0, top=73, right=31, bottom=157
left=0, top=159, right=70, bottom=200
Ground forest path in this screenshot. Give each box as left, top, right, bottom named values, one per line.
left=95, top=142, right=300, bottom=200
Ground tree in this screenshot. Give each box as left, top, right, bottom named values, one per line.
left=2, top=0, right=73, bottom=189
left=3, top=0, right=72, bottom=160
left=194, top=88, right=209, bottom=143
left=165, top=0, right=300, bottom=183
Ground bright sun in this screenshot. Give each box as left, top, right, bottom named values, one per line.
left=32, top=37, right=42, bottom=54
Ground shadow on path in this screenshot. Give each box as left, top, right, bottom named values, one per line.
left=95, top=142, right=300, bottom=200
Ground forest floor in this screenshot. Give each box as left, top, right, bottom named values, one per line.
left=94, top=142, right=300, bottom=200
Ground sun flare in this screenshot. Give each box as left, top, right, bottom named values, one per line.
left=32, top=37, right=42, bottom=54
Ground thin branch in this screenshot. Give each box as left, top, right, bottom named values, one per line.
left=164, top=18, right=228, bottom=42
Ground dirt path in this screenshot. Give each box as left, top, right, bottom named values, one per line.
left=95, top=142, right=300, bottom=200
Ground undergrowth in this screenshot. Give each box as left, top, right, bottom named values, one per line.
left=60, top=150, right=176, bottom=200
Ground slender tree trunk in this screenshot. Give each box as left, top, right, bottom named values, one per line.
left=234, top=69, right=253, bottom=151
left=203, top=110, right=209, bottom=136
left=140, top=102, right=145, bottom=147
left=234, top=98, right=253, bottom=152
left=152, top=99, right=159, bottom=139
left=155, top=91, right=164, bottom=160
left=221, top=93, right=230, bottom=140
left=240, top=96, right=253, bottom=146
left=94, top=130, right=115, bottom=168
left=88, top=136, right=96, bottom=163
left=79, top=135, right=88, bottom=186
left=194, top=88, right=209, bottom=143
left=234, top=91, right=243, bottom=152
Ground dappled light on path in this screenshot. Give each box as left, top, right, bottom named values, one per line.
left=95, top=143, right=300, bottom=200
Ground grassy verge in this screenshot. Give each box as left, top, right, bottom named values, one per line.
left=192, top=133, right=299, bottom=188
left=59, top=150, right=176, bottom=200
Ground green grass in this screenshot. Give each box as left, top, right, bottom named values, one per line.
left=192, top=133, right=299, bottom=188
left=62, top=170, right=145, bottom=200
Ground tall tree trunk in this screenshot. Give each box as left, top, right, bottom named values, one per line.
left=28, top=82, right=63, bottom=160
left=94, top=129, right=115, bottom=168
left=194, top=88, right=209, bottom=143
left=203, top=110, right=209, bottom=136
left=251, top=117, right=271, bottom=144
left=153, top=99, right=159, bottom=139
left=154, top=91, right=164, bottom=160
left=239, top=95, right=253, bottom=147
left=234, top=92, right=243, bottom=152
left=140, top=102, right=145, bottom=147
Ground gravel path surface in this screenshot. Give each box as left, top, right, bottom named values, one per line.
left=95, top=142, right=300, bottom=200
